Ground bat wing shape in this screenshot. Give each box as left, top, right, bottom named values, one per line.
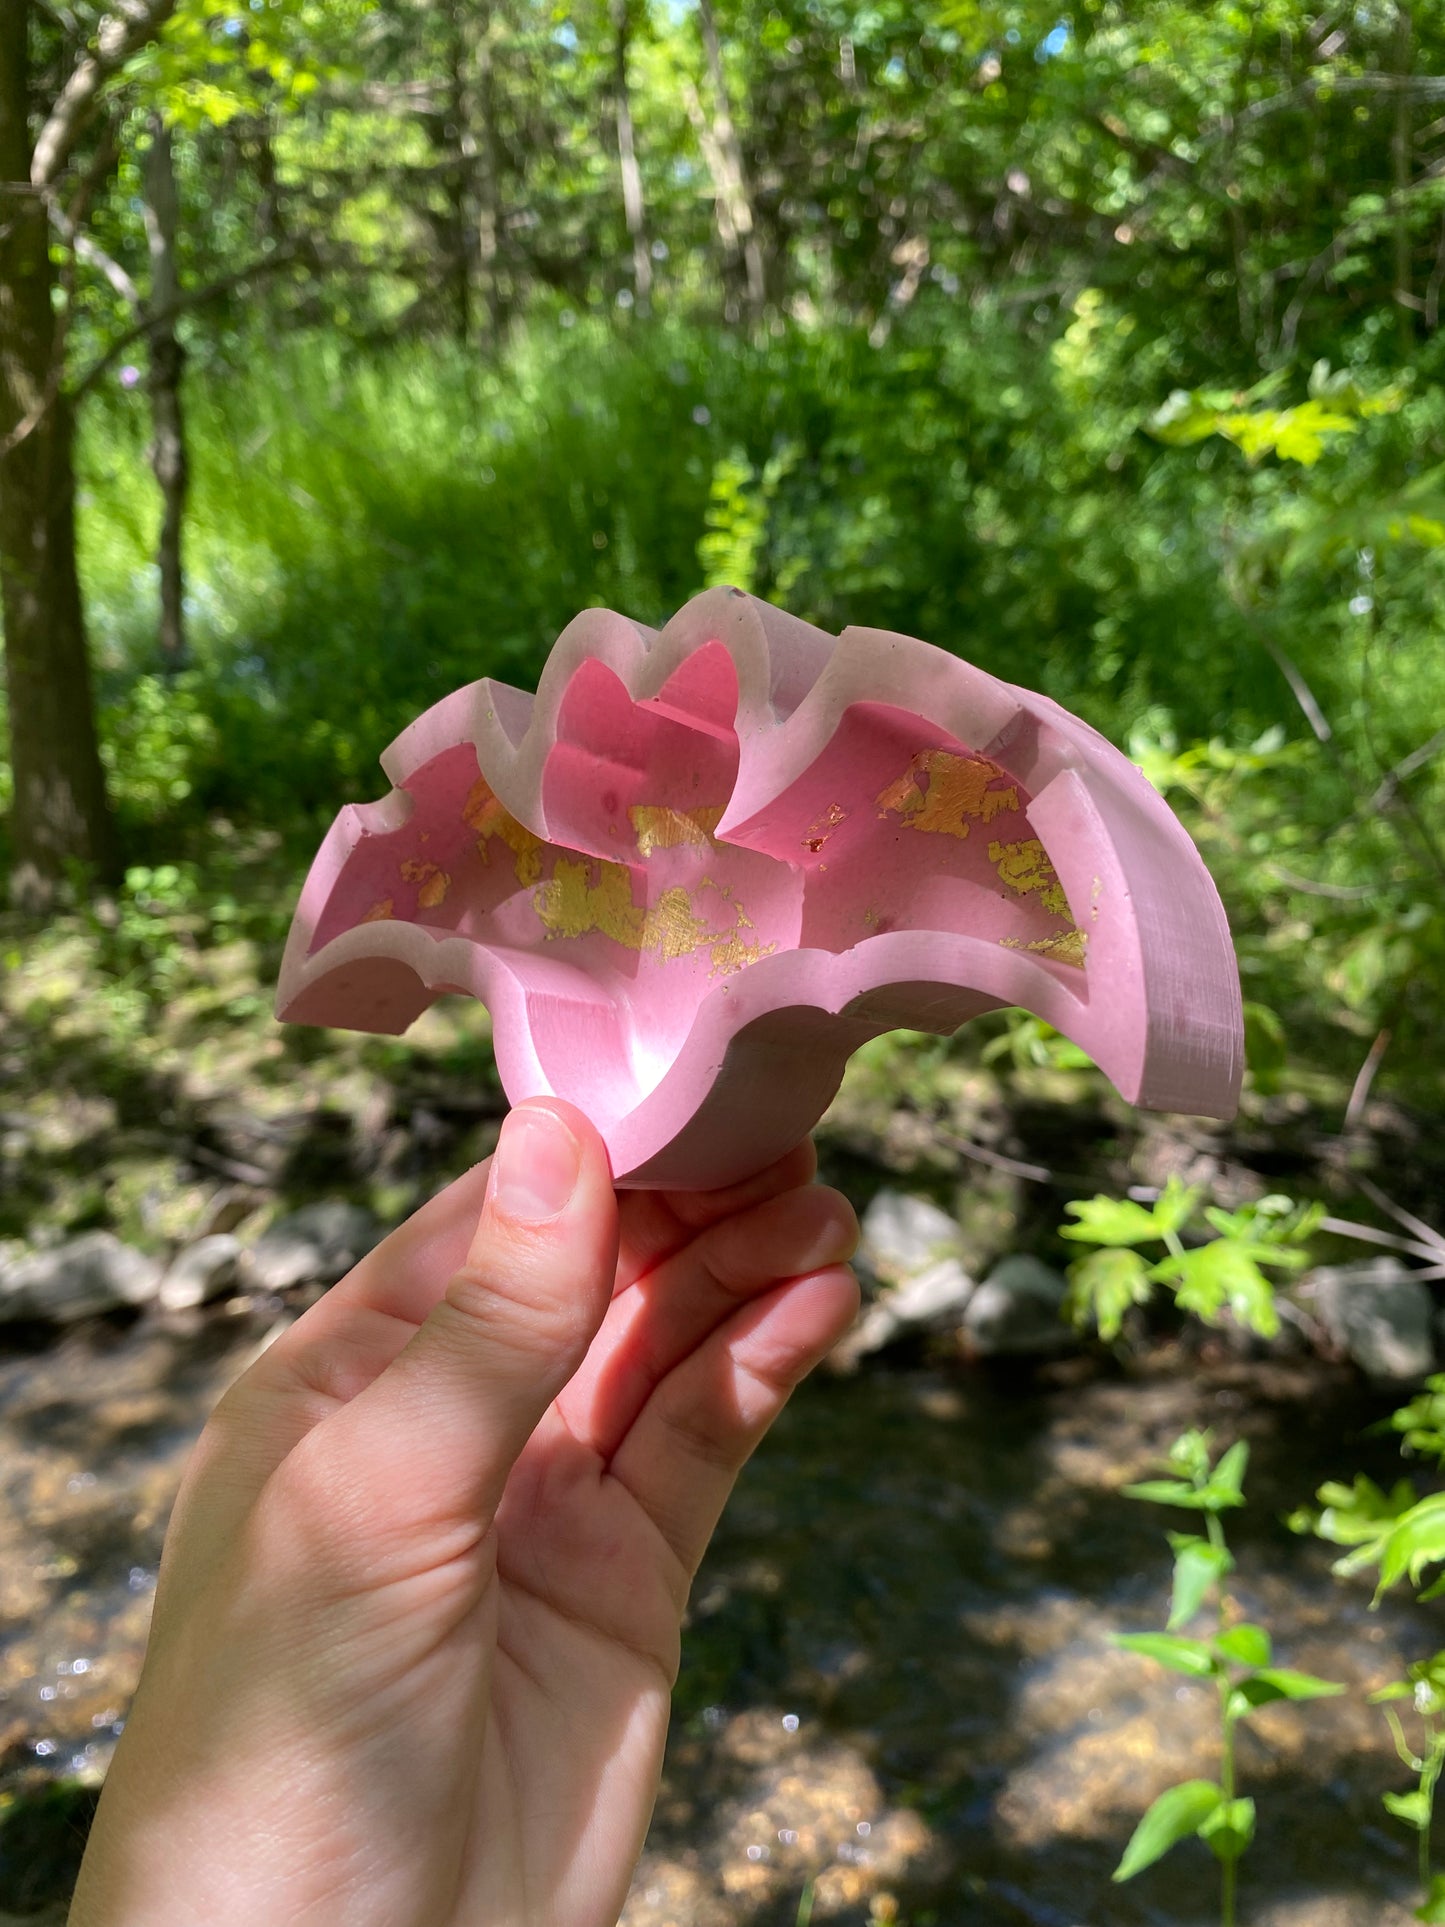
left=276, top=588, right=1243, bottom=1188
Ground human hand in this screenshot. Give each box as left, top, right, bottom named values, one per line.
left=68, top=1101, right=859, bottom=1927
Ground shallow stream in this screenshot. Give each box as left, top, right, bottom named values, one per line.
left=0, top=1307, right=1435, bottom=1925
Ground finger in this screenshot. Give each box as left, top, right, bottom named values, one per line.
left=614, top=1139, right=818, bottom=1294
left=191, top=1157, right=497, bottom=1503
left=604, top=1264, right=860, bottom=1577
left=559, top=1181, right=858, bottom=1458
left=265, top=1099, right=619, bottom=1574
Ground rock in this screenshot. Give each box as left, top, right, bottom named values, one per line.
left=158, top=1234, right=244, bottom=1311
left=243, top=1202, right=381, bottom=1292
left=833, top=1257, right=977, bottom=1367
left=1306, top=1258, right=1435, bottom=1382
left=859, top=1189, right=962, bottom=1285
left=962, top=1254, right=1072, bottom=1356
left=0, top=1233, right=161, bottom=1324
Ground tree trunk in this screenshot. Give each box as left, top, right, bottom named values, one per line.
left=1393, top=2, right=1414, bottom=353
left=612, top=0, right=651, bottom=316
left=0, top=0, right=117, bottom=907
left=695, top=0, right=763, bottom=320
left=142, top=115, right=188, bottom=673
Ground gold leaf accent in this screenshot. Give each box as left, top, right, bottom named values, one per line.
left=630, top=803, right=725, bottom=856
left=534, top=858, right=647, bottom=946
left=1000, top=928, right=1088, bottom=967
left=401, top=857, right=450, bottom=909
left=877, top=749, right=1020, bottom=839
left=988, top=836, right=1072, bottom=919
left=361, top=897, right=394, bottom=923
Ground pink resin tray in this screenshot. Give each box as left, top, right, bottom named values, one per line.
left=276, top=589, right=1243, bottom=1189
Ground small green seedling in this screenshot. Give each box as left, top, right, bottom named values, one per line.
left=1295, top=1374, right=1445, bottom=1920
left=1113, top=1429, right=1342, bottom=1927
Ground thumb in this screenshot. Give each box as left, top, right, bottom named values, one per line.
left=287, top=1100, right=619, bottom=1555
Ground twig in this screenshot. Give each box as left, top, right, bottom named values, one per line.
left=1344, top=1028, right=1392, bottom=1130
left=938, top=1131, right=1054, bottom=1184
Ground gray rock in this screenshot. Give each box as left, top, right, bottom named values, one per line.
left=1306, top=1258, right=1435, bottom=1382
left=0, top=1232, right=161, bottom=1323
left=243, top=1202, right=381, bottom=1292
left=834, top=1257, right=977, bottom=1366
left=159, top=1233, right=244, bottom=1311
left=963, top=1254, right=1072, bottom=1356
left=859, top=1189, right=962, bottom=1285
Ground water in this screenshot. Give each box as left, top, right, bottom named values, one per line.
left=0, top=1312, right=1435, bottom=1924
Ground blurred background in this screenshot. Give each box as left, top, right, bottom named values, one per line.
left=2, top=2, right=1445, bottom=1922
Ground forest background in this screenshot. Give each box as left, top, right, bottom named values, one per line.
left=3, top=2, right=1445, bottom=1917
left=3, top=0, right=1445, bottom=1114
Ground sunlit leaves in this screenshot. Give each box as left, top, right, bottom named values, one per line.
left=1113, top=1780, right=1223, bottom=1881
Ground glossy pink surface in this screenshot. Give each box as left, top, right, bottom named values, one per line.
left=276, top=589, right=1243, bottom=1188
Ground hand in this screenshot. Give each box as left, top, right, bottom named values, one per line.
left=68, top=1100, right=859, bottom=1927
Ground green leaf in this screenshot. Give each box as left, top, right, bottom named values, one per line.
left=1414, top=1872, right=1445, bottom=1921
left=1237, top=1668, right=1344, bottom=1706
left=1123, top=1478, right=1214, bottom=1510
left=1376, top=1493, right=1445, bottom=1601
left=1151, top=1175, right=1203, bottom=1237
left=1385, top=1789, right=1432, bottom=1831
left=1113, top=1633, right=1218, bottom=1677
left=1113, top=1780, right=1223, bottom=1882
left=1199, top=1796, right=1256, bottom=1862
left=1064, top=1246, right=1154, bottom=1341
left=1167, top=1534, right=1233, bottom=1629
left=1208, top=1441, right=1251, bottom=1508
left=1060, top=1196, right=1167, bottom=1247
left=1153, top=1242, right=1280, bottom=1338
left=1215, top=1623, right=1272, bottom=1668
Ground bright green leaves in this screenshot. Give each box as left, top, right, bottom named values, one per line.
left=1062, top=1247, right=1152, bottom=1342
left=1199, top=1796, right=1256, bottom=1864
left=1153, top=1239, right=1281, bottom=1338
left=1389, top=1378, right=1445, bottom=1469
left=1114, top=1632, right=1217, bottom=1677
left=1149, top=363, right=1405, bottom=468
left=1113, top=1779, right=1225, bottom=1882
left=1214, top=1623, right=1271, bottom=1669
left=1113, top=1429, right=1341, bottom=1901
left=1296, top=1474, right=1445, bottom=1603
left=1061, top=1174, right=1199, bottom=1247
left=1167, top=1534, right=1233, bottom=1628
left=1125, top=1432, right=1249, bottom=1513
left=1059, top=1182, right=1320, bottom=1346
left=1415, top=1874, right=1445, bottom=1924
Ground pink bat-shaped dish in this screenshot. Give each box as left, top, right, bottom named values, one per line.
left=277, top=589, right=1243, bottom=1188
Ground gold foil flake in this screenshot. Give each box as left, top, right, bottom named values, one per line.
left=629, top=803, right=725, bottom=856
left=534, top=858, right=646, bottom=947
left=877, top=749, right=1020, bottom=839
left=461, top=774, right=500, bottom=833
left=532, top=858, right=772, bottom=975
left=361, top=897, right=394, bottom=923
left=643, top=886, right=717, bottom=961
left=706, top=901, right=777, bottom=976
left=803, top=802, right=848, bottom=855
left=988, top=836, right=1072, bottom=919
left=1091, top=875, right=1103, bottom=921
left=1000, top=928, right=1088, bottom=967
left=400, top=858, right=450, bottom=909
left=464, top=774, right=545, bottom=885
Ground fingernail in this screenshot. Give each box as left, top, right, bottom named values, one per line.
left=489, top=1107, right=581, bottom=1223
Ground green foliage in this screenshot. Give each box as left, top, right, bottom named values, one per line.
left=1294, top=1376, right=1445, bottom=1914
left=1060, top=1181, right=1320, bottom=1344
left=1115, top=1431, right=1340, bottom=1920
